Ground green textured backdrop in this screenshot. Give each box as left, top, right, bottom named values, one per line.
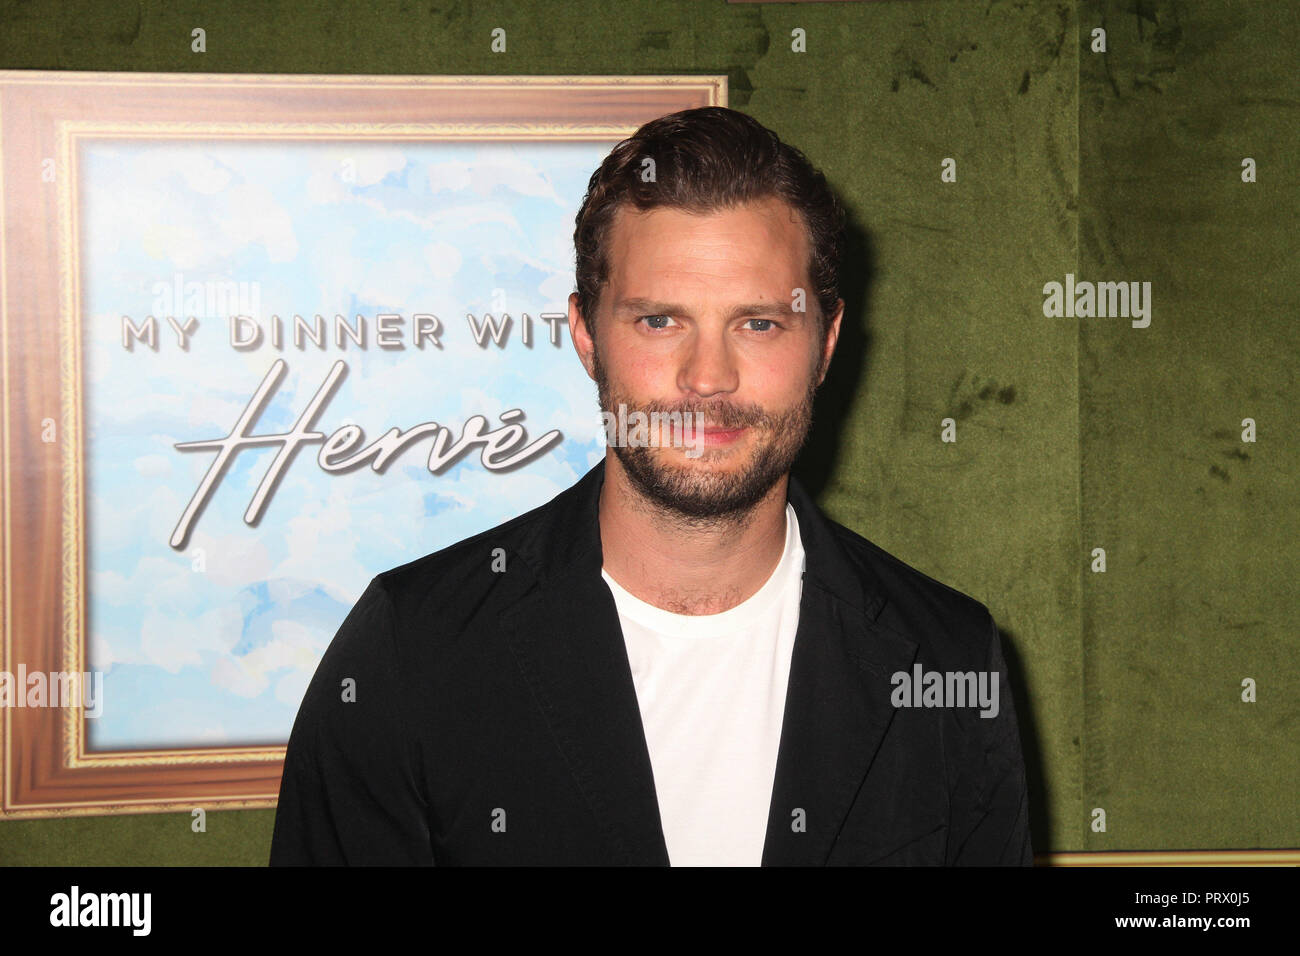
left=0, top=0, right=1295, bottom=864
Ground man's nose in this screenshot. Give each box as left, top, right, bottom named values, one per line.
left=678, top=330, right=739, bottom=397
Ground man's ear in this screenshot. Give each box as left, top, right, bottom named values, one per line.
left=568, top=292, right=597, bottom=380
left=817, top=298, right=845, bottom=385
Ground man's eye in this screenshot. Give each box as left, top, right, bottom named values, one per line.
left=641, top=315, right=675, bottom=330
left=745, top=318, right=777, bottom=332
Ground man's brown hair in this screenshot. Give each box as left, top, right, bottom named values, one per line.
left=573, top=106, right=847, bottom=342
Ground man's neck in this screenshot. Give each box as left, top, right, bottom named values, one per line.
left=597, top=455, right=790, bottom=616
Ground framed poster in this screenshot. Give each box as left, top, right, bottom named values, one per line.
left=0, top=70, right=726, bottom=817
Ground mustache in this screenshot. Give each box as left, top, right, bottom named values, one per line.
left=616, top=403, right=767, bottom=429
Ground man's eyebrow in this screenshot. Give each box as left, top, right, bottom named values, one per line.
left=613, top=298, right=800, bottom=320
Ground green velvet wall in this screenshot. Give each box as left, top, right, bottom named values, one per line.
left=0, top=0, right=1294, bottom=864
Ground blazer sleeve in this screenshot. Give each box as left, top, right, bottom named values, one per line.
left=269, top=576, right=434, bottom=865
left=947, top=610, right=1034, bottom=865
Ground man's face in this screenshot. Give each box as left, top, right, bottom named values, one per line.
left=571, top=195, right=842, bottom=522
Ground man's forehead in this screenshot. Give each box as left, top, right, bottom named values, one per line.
left=605, top=198, right=812, bottom=290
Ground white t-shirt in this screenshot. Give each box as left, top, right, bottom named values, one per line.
left=600, top=503, right=806, bottom=866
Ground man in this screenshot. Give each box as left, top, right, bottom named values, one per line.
left=270, top=106, right=1033, bottom=866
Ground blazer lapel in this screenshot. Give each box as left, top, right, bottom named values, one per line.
left=760, top=474, right=920, bottom=865
left=758, top=585, right=919, bottom=864
left=500, top=464, right=670, bottom=865
left=502, top=569, right=670, bottom=865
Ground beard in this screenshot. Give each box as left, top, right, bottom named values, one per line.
left=592, top=340, right=820, bottom=528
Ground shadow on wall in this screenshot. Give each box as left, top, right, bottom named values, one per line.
left=998, top=626, right=1049, bottom=855
left=794, top=213, right=877, bottom=504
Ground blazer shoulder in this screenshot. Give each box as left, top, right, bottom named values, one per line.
left=823, top=516, right=994, bottom=660
left=369, top=493, right=555, bottom=637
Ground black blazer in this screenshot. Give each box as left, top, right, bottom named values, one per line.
left=270, top=461, right=1033, bottom=865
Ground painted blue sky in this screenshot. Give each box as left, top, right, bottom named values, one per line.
left=79, top=138, right=612, bottom=748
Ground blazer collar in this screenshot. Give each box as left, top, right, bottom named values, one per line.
left=500, top=460, right=918, bottom=865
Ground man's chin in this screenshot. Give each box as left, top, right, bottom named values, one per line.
left=615, top=448, right=777, bottom=518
